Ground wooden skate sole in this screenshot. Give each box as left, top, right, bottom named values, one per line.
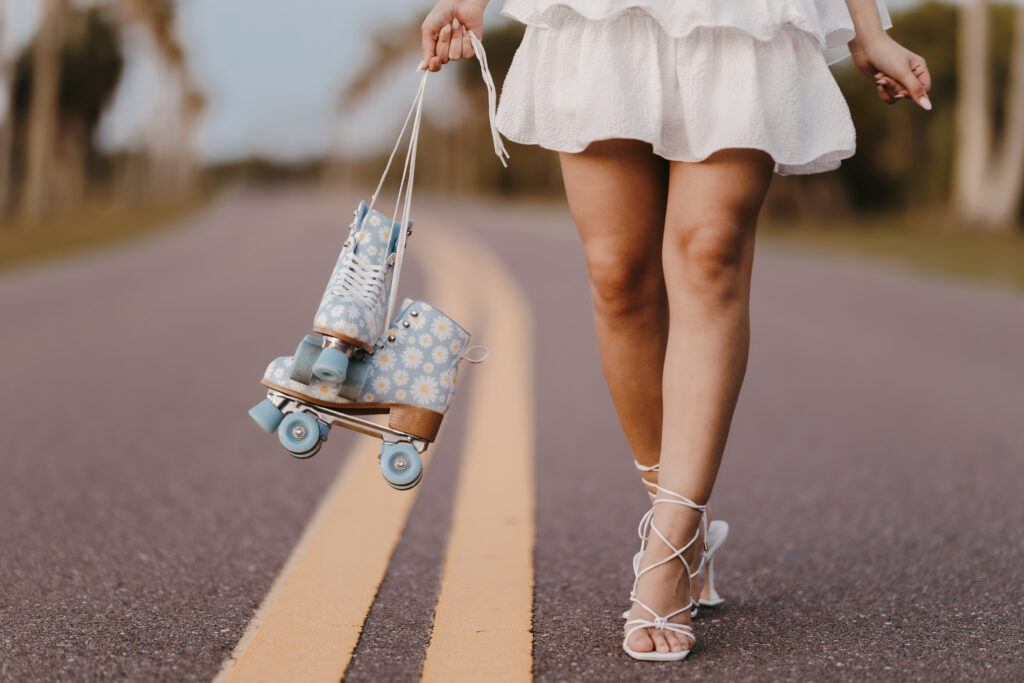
left=312, top=328, right=375, bottom=354
left=262, top=380, right=444, bottom=442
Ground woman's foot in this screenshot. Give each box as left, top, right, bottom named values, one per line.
left=634, top=462, right=713, bottom=611
left=623, top=500, right=704, bottom=657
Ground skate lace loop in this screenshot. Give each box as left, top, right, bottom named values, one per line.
left=329, top=252, right=388, bottom=309
left=460, top=345, right=490, bottom=364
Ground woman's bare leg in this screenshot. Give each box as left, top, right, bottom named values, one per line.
left=626, top=149, right=774, bottom=655
left=559, top=140, right=670, bottom=480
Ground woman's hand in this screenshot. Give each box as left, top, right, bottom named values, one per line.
left=421, top=0, right=488, bottom=72
left=849, top=34, right=932, bottom=110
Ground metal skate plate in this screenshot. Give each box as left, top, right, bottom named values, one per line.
left=265, top=389, right=427, bottom=453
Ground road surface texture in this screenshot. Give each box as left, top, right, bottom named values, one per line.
left=1, top=188, right=1021, bottom=681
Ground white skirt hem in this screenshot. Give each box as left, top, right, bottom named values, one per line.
left=495, top=14, right=858, bottom=176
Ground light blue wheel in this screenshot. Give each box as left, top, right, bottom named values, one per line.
left=277, top=412, right=321, bottom=457
left=291, top=441, right=321, bottom=460
left=312, top=347, right=348, bottom=383
left=379, top=443, right=422, bottom=490
left=289, top=335, right=322, bottom=384
left=249, top=399, right=285, bottom=434
left=337, top=356, right=372, bottom=400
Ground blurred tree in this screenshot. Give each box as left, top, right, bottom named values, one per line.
left=110, top=0, right=203, bottom=198
left=0, top=3, right=13, bottom=216
left=21, top=0, right=66, bottom=220
left=954, top=0, right=1024, bottom=230
left=13, top=3, right=122, bottom=219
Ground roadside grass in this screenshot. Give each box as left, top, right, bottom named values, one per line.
left=0, top=198, right=204, bottom=273
left=761, top=215, right=1024, bottom=292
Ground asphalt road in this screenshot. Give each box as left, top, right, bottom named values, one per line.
left=1, top=188, right=1022, bottom=681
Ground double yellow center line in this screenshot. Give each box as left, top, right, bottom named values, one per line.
left=216, top=222, right=535, bottom=682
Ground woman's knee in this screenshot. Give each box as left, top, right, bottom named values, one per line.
left=584, top=250, right=665, bottom=319
left=665, top=216, right=754, bottom=301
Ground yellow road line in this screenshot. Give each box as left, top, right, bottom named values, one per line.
left=215, top=436, right=421, bottom=683
left=421, top=228, right=536, bottom=682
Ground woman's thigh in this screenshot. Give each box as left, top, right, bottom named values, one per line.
left=559, top=140, right=670, bottom=287
left=663, top=149, right=775, bottom=290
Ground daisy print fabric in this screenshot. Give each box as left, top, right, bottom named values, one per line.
left=262, top=299, right=472, bottom=414
left=313, top=200, right=406, bottom=347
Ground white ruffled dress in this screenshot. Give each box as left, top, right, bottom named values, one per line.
left=495, top=0, right=892, bottom=175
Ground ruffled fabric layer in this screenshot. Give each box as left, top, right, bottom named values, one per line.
left=495, top=9, right=857, bottom=175
left=501, top=0, right=891, bottom=65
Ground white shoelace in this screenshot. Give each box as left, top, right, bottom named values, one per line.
left=357, top=34, right=508, bottom=333
left=467, top=31, right=510, bottom=168
left=327, top=250, right=390, bottom=309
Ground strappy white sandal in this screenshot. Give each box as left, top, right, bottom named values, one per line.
left=622, top=483, right=706, bottom=662
left=630, top=461, right=729, bottom=617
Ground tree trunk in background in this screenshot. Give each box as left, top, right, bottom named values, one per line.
left=21, top=0, right=67, bottom=221
left=1, top=6, right=12, bottom=217
left=0, top=62, right=12, bottom=218
left=954, top=0, right=1024, bottom=229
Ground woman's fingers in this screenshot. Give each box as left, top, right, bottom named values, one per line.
left=420, top=5, right=449, bottom=70
left=910, top=54, right=932, bottom=92
left=448, top=20, right=465, bottom=61
left=420, top=5, right=485, bottom=72
left=874, top=73, right=907, bottom=101
left=877, top=83, right=897, bottom=105
left=892, top=60, right=931, bottom=110
left=436, top=23, right=453, bottom=65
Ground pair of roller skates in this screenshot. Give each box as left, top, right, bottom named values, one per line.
left=248, top=200, right=484, bottom=490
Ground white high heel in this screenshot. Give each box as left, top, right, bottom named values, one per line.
left=622, top=483, right=705, bottom=662
left=628, top=461, right=729, bottom=617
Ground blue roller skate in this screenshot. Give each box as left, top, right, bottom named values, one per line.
left=287, top=201, right=412, bottom=387
left=249, top=299, right=487, bottom=490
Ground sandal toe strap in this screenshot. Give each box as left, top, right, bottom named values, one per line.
left=624, top=618, right=695, bottom=644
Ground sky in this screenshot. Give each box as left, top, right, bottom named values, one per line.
left=3, top=0, right=926, bottom=163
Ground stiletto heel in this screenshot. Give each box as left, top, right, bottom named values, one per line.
left=622, top=483, right=705, bottom=662
left=699, top=519, right=728, bottom=608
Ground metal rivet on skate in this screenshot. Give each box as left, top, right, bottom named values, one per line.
left=410, top=310, right=419, bottom=317
left=291, top=424, right=307, bottom=440
left=402, top=321, right=410, bottom=328
left=393, top=456, right=409, bottom=472
left=387, top=334, right=396, bottom=343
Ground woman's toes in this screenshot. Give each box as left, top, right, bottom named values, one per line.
left=651, top=630, right=670, bottom=653
left=626, top=628, right=654, bottom=653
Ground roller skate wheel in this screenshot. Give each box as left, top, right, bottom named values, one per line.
left=312, top=347, right=349, bottom=383
left=249, top=399, right=285, bottom=434
left=337, top=356, right=372, bottom=401
left=278, top=412, right=322, bottom=458
left=289, top=335, right=322, bottom=385
left=379, top=443, right=422, bottom=490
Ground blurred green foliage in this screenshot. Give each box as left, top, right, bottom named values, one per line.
left=834, top=2, right=977, bottom=213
